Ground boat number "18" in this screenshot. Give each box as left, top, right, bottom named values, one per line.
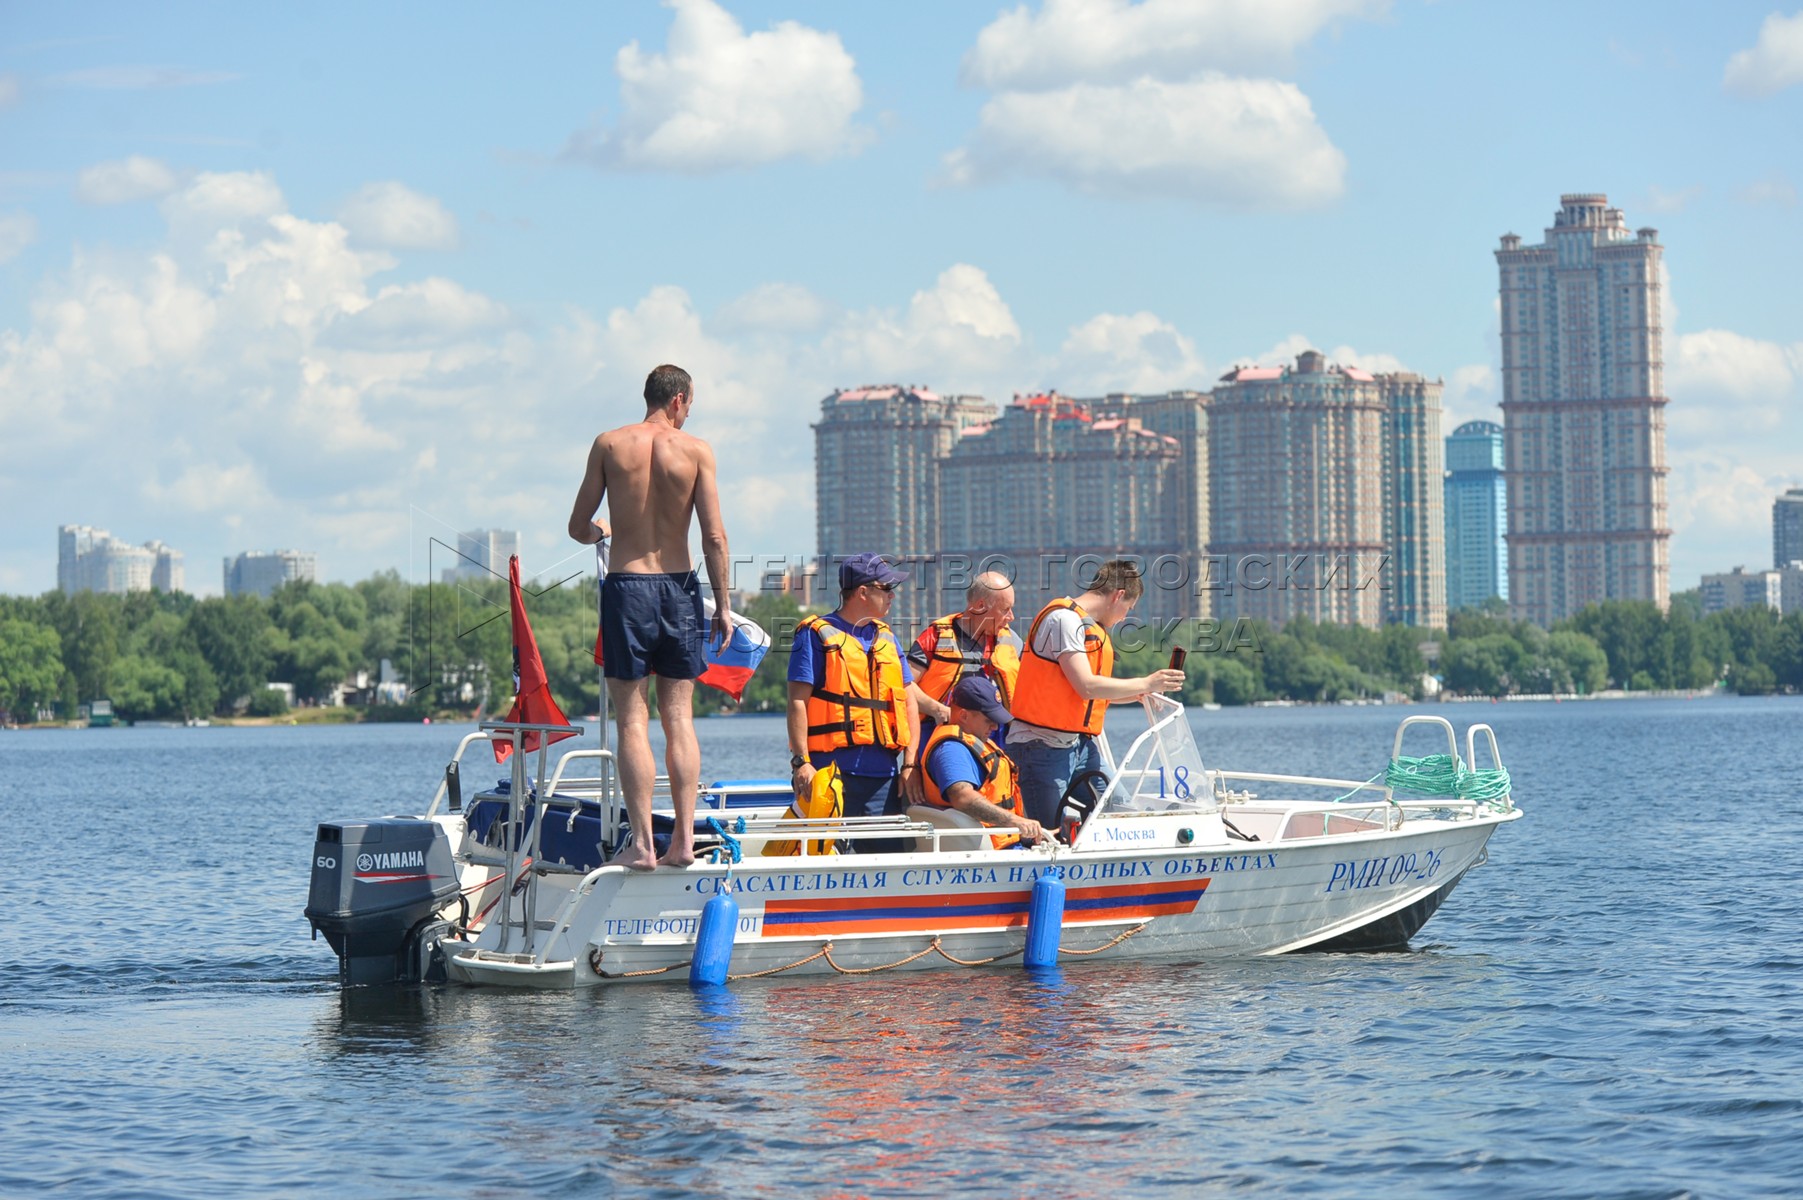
left=1155, top=767, right=1193, bottom=799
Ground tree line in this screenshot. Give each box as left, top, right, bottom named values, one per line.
left=1, top=581, right=1797, bottom=725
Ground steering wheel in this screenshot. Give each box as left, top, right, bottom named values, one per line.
left=1057, top=770, right=1110, bottom=844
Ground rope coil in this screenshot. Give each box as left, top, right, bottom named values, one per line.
left=1384, top=753, right=1511, bottom=806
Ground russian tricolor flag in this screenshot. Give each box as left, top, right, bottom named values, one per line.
left=590, top=541, right=769, bottom=702
left=697, top=598, right=770, bottom=702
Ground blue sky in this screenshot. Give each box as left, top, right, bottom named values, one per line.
left=1, top=0, right=1799, bottom=598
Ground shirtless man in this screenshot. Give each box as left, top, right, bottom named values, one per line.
left=569, top=364, right=731, bottom=869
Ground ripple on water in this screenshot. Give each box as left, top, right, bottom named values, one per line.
left=5, top=702, right=1803, bottom=1196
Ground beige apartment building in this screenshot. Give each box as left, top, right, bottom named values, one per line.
left=1206, top=351, right=1444, bottom=629
left=1496, top=194, right=1671, bottom=625
left=812, top=385, right=995, bottom=629
left=938, top=393, right=1190, bottom=626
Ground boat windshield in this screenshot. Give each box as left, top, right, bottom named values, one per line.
left=1102, top=694, right=1219, bottom=814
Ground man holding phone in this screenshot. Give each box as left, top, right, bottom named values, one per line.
left=1006, top=559, right=1186, bottom=828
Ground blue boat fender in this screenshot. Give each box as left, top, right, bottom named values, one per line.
left=689, top=891, right=740, bottom=987
left=1023, top=866, right=1066, bottom=969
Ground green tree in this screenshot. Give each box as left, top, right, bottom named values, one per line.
left=0, top=618, right=63, bottom=716
left=1547, top=630, right=1609, bottom=694
left=48, top=591, right=120, bottom=702
left=1443, top=634, right=1522, bottom=696
left=1210, top=657, right=1259, bottom=705
left=186, top=596, right=276, bottom=708
left=109, top=654, right=187, bottom=721
left=1566, top=600, right=1664, bottom=688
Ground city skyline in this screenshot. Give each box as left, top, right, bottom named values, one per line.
left=1, top=2, right=1798, bottom=598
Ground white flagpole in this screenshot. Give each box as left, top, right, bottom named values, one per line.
left=595, top=538, right=611, bottom=755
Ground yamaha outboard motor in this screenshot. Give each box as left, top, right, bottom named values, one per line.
left=306, top=818, right=460, bottom=986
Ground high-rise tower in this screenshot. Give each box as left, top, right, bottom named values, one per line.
left=1207, top=351, right=1444, bottom=629
left=813, top=385, right=994, bottom=628
left=1495, top=194, right=1671, bottom=624
left=1444, top=420, right=1509, bottom=612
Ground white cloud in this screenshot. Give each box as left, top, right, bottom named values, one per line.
left=0, top=168, right=1322, bottom=589
left=1668, top=457, right=1792, bottom=583
left=1667, top=328, right=1801, bottom=446
left=1662, top=328, right=1803, bottom=582
left=962, top=0, right=1388, bottom=90
left=1055, top=311, right=1207, bottom=394
left=326, top=278, right=508, bottom=349
left=76, top=155, right=182, bottom=204
left=337, top=181, right=459, bottom=250
left=160, top=169, right=285, bottom=231
left=54, top=66, right=240, bottom=90
left=1443, top=363, right=1500, bottom=428
left=564, top=0, right=868, bottom=172
left=1643, top=183, right=1703, bottom=214
left=823, top=264, right=1026, bottom=387
left=144, top=461, right=272, bottom=513
left=714, top=282, right=831, bottom=335
left=1724, top=10, right=1803, bottom=97
left=1247, top=334, right=1409, bottom=375
left=1737, top=174, right=1798, bottom=207
left=945, top=75, right=1344, bottom=208
left=0, top=211, right=36, bottom=262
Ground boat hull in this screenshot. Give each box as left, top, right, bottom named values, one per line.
left=445, top=810, right=1515, bottom=987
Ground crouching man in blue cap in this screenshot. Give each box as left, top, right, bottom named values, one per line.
left=787, top=553, right=923, bottom=854
left=920, top=675, right=1048, bottom=849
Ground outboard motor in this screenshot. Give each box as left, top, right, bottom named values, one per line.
left=306, top=818, right=460, bottom=986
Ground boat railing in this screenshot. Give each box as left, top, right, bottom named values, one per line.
left=426, top=731, right=619, bottom=820
left=1207, top=766, right=1501, bottom=833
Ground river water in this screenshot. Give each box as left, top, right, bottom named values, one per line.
left=3, top=696, right=1800, bottom=1198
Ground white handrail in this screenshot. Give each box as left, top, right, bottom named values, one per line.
left=425, top=730, right=495, bottom=817
left=1465, top=723, right=1504, bottom=772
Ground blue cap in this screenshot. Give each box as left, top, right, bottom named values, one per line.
left=839, top=552, right=909, bottom=591
left=949, top=674, right=1011, bottom=727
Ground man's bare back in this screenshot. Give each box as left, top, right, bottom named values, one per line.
left=570, top=422, right=714, bottom=573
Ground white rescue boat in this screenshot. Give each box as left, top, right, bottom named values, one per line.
left=305, top=696, right=1520, bottom=988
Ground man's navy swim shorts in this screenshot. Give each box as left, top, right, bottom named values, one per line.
left=600, top=571, right=707, bottom=681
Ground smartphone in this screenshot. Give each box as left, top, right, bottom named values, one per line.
left=1169, top=647, right=1188, bottom=671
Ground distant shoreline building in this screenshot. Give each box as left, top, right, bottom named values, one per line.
left=1206, top=351, right=1445, bottom=629
left=1775, top=487, right=1803, bottom=569
left=58, top=525, right=184, bottom=595
left=224, top=550, right=318, bottom=599
left=1444, top=420, right=1509, bottom=612
left=1496, top=194, right=1671, bottom=625
left=441, top=529, right=521, bottom=585
left=1700, top=566, right=1781, bottom=615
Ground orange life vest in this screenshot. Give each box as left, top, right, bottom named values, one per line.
left=1011, top=598, right=1114, bottom=736
left=913, top=614, right=1022, bottom=708
left=799, top=615, right=913, bottom=754
left=920, top=724, right=1022, bottom=849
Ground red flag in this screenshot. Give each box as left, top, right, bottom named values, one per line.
left=493, top=555, right=577, bottom=763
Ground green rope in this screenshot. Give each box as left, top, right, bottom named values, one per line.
left=1384, top=753, right=1511, bottom=806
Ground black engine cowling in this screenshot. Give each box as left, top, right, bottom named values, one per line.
left=305, top=817, right=460, bottom=986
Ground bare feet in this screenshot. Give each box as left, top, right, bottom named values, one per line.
left=612, top=844, right=659, bottom=871
left=656, top=848, right=696, bottom=868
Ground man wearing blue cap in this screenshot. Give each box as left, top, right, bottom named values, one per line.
left=787, top=553, right=923, bottom=854
left=920, top=675, right=1047, bottom=848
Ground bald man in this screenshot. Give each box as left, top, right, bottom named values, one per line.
left=906, top=571, right=1022, bottom=733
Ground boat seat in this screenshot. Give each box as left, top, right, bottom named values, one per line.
left=905, top=805, right=987, bottom=853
